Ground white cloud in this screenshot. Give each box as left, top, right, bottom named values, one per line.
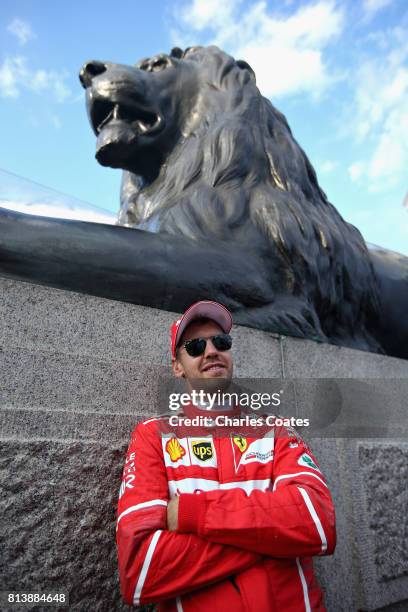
left=52, top=78, right=71, bottom=103
left=348, top=161, right=365, bottom=182
left=320, top=160, right=338, bottom=174
left=7, top=18, right=35, bottom=45
left=0, top=56, right=20, bottom=97
left=362, top=0, right=394, bottom=20
left=349, top=27, right=408, bottom=191
left=0, top=56, right=71, bottom=102
left=367, top=110, right=407, bottom=187
left=180, top=0, right=235, bottom=31
left=172, top=0, right=345, bottom=98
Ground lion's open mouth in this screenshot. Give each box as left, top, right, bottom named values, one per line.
left=91, top=100, right=162, bottom=135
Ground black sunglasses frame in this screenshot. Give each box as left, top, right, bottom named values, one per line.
left=181, top=334, right=232, bottom=358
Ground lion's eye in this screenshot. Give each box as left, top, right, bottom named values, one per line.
left=136, top=58, right=150, bottom=71
left=151, top=57, right=170, bottom=72
left=136, top=55, right=172, bottom=72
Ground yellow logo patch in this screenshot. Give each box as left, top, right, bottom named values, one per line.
left=191, top=441, right=213, bottom=461
left=232, top=435, right=248, bottom=453
left=165, top=438, right=186, bottom=462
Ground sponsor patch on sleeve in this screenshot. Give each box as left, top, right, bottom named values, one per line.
left=297, top=453, right=321, bottom=472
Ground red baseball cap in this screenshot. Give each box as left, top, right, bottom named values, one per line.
left=170, top=300, right=233, bottom=359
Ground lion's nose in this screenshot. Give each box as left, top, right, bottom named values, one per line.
left=79, top=60, right=107, bottom=88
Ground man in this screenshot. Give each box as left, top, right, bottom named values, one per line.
left=117, top=300, right=336, bottom=611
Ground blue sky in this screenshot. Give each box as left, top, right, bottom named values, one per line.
left=0, top=0, right=407, bottom=254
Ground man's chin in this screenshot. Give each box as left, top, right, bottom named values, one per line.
left=203, top=370, right=227, bottom=378
left=191, top=376, right=232, bottom=394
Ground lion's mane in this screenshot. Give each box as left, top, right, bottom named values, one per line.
left=119, top=46, right=381, bottom=350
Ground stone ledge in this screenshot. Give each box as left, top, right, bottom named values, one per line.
left=0, top=277, right=283, bottom=377
left=0, top=346, right=167, bottom=413
left=0, top=408, right=144, bottom=443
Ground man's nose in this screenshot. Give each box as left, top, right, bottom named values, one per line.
left=203, top=339, right=219, bottom=357
left=79, top=60, right=107, bottom=88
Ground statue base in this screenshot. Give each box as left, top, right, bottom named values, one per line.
left=1, top=277, right=407, bottom=611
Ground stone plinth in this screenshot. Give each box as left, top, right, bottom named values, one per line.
left=1, top=277, right=407, bottom=611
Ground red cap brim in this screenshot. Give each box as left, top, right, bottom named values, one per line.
left=171, top=301, right=233, bottom=359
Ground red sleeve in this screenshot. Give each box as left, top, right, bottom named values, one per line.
left=116, top=419, right=261, bottom=606
left=178, top=426, right=336, bottom=558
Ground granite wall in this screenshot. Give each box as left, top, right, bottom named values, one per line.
left=0, top=277, right=407, bottom=611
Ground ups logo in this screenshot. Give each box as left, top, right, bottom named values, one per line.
left=192, top=441, right=213, bottom=462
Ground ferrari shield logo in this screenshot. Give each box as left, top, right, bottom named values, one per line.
left=232, top=435, right=248, bottom=452
left=191, top=441, right=213, bottom=461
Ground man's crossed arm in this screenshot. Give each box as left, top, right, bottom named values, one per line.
left=116, top=421, right=336, bottom=606
left=116, top=422, right=261, bottom=606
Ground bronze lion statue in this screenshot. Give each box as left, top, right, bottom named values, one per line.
left=77, top=45, right=407, bottom=358
left=0, top=46, right=406, bottom=359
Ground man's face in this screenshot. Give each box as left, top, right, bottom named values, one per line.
left=172, top=319, right=233, bottom=390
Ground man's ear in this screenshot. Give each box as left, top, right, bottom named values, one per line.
left=172, top=357, right=185, bottom=378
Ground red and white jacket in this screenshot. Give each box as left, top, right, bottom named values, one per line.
left=116, top=403, right=336, bottom=611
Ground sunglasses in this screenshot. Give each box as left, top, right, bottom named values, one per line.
left=181, top=334, right=232, bottom=358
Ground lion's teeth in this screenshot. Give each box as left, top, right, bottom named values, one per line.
left=137, top=120, right=148, bottom=133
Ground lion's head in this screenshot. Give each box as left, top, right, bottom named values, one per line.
left=80, top=46, right=381, bottom=351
